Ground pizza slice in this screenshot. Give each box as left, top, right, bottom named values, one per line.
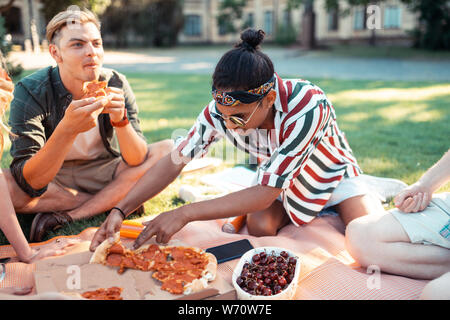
left=83, top=80, right=108, bottom=99
left=81, top=287, right=124, bottom=300
left=90, top=232, right=217, bottom=296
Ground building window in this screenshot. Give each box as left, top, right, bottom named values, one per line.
left=264, top=11, right=273, bottom=35
left=328, top=7, right=339, bottom=31
left=384, top=6, right=401, bottom=29
left=244, top=13, right=254, bottom=29
left=218, top=20, right=227, bottom=35
left=353, top=7, right=366, bottom=30
left=283, top=9, right=290, bottom=25
left=4, top=7, right=23, bottom=34
left=184, top=15, right=202, bottom=36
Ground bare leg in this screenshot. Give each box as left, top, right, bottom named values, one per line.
left=335, top=194, right=384, bottom=226
left=420, top=272, right=450, bottom=299
left=4, top=169, right=92, bottom=214
left=345, top=211, right=450, bottom=279
left=65, top=139, right=173, bottom=220
left=246, top=200, right=291, bottom=237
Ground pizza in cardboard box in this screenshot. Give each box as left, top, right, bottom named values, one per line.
left=90, top=233, right=217, bottom=295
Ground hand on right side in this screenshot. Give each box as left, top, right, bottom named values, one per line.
left=394, top=182, right=432, bottom=213
left=60, top=97, right=109, bottom=135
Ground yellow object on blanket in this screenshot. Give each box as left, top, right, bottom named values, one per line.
left=120, top=220, right=144, bottom=239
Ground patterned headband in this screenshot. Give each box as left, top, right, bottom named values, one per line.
left=212, top=75, right=276, bottom=107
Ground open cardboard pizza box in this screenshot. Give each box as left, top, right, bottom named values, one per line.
left=33, top=238, right=236, bottom=300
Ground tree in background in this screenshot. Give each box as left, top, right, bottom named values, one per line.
left=40, top=0, right=110, bottom=22
left=0, top=0, right=22, bottom=76
left=41, top=0, right=184, bottom=48
left=325, top=0, right=449, bottom=50
left=403, top=0, right=449, bottom=50
left=218, top=0, right=449, bottom=50
left=216, top=0, right=247, bottom=35
left=276, top=0, right=303, bottom=46
left=101, top=0, right=183, bottom=47
left=0, top=16, right=22, bottom=77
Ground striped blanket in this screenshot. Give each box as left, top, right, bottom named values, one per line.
left=0, top=215, right=428, bottom=299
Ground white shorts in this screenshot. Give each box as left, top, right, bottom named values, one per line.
left=274, top=176, right=372, bottom=210
left=390, top=192, right=450, bottom=249
left=323, top=175, right=373, bottom=209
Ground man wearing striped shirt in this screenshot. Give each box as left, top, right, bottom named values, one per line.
left=91, top=29, right=384, bottom=251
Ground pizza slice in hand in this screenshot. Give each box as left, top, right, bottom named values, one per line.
left=83, top=80, right=108, bottom=99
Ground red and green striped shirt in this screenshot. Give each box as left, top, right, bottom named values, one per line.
left=175, top=74, right=361, bottom=225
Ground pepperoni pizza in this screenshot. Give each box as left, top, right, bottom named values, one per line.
left=90, top=233, right=217, bottom=295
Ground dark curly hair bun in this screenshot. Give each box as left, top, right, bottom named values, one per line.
left=237, top=28, right=265, bottom=51
left=213, top=28, right=274, bottom=91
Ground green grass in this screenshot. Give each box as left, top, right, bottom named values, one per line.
left=320, top=44, right=450, bottom=61
left=1, top=72, right=449, bottom=245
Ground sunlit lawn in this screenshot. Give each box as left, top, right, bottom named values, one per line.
left=1, top=72, right=449, bottom=244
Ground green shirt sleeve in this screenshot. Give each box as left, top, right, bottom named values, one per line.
left=8, top=82, right=48, bottom=197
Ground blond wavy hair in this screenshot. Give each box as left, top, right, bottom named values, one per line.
left=46, top=8, right=101, bottom=44
left=0, top=53, right=13, bottom=159
left=0, top=91, right=12, bottom=158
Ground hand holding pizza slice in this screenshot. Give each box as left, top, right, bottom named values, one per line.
left=83, top=80, right=125, bottom=123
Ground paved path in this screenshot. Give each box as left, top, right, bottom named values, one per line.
left=10, top=47, right=450, bottom=82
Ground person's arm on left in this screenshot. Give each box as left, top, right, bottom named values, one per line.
left=0, top=170, right=77, bottom=263
left=103, top=87, right=148, bottom=166
left=133, top=184, right=281, bottom=246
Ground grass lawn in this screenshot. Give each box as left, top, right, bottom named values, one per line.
left=319, top=44, right=450, bottom=61
left=1, top=72, right=449, bottom=245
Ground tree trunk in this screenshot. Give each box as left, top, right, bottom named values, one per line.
left=301, top=0, right=315, bottom=49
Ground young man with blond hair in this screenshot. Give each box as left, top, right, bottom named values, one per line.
left=5, top=8, right=173, bottom=242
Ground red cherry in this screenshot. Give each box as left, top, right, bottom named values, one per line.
left=278, top=276, right=287, bottom=286
left=247, top=280, right=257, bottom=290
left=287, top=274, right=294, bottom=284
left=263, top=287, right=272, bottom=296
left=273, top=284, right=282, bottom=293
left=260, top=256, right=268, bottom=265
left=236, top=276, right=245, bottom=287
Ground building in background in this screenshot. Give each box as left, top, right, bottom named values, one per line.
left=1, top=0, right=45, bottom=50
left=1, top=0, right=419, bottom=49
left=179, top=0, right=419, bottom=46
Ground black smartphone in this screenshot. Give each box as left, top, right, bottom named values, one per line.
left=206, top=239, right=254, bottom=264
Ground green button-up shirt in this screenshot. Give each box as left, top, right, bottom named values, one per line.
left=8, top=66, right=146, bottom=197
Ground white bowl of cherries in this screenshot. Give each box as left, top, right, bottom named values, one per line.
left=232, top=247, right=300, bottom=300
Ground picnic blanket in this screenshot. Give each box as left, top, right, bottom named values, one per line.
left=0, top=214, right=428, bottom=299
